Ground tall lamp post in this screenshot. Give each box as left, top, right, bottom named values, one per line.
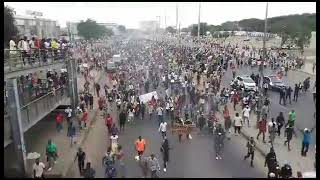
left=260, top=2, right=268, bottom=89
left=197, top=2, right=201, bottom=42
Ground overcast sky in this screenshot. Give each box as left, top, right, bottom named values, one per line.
left=4, top=2, right=316, bottom=29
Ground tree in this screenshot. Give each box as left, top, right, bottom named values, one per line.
left=4, top=6, right=18, bottom=47
left=190, top=22, right=209, bottom=36
left=77, top=19, right=112, bottom=40
left=117, top=25, right=126, bottom=33
left=165, top=26, right=176, bottom=34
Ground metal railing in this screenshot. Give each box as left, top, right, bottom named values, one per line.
left=4, top=48, right=71, bottom=73
left=19, top=86, right=69, bottom=131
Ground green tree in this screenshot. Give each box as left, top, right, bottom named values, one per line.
left=4, top=6, right=18, bottom=47
left=117, top=25, right=126, bottom=33
left=77, top=19, right=112, bottom=40
left=190, top=22, right=209, bottom=36
left=165, top=26, right=176, bottom=34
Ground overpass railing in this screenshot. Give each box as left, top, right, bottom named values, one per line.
left=4, top=48, right=71, bottom=73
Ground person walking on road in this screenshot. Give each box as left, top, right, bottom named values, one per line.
left=148, top=154, right=161, bottom=178
left=95, top=82, right=101, bottom=97
left=82, top=109, right=89, bottom=129
left=244, top=137, right=256, bottom=167
left=223, top=105, right=232, bottom=135
left=83, top=162, right=96, bottom=178
left=117, top=109, right=125, bottom=131
left=67, top=121, right=76, bottom=147
left=263, top=81, right=269, bottom=96
left=233, top=112, right=243, bottom=135
left=105, top=113, right=113, bottom=134
left=33, top=158, right=45, bottom=179
left=293, top=84, right=299, bottom=102
left=242, top=105, right=251, bottom=127
left=89, top=93, right=94, bottom=110
left=115, top=145, right=126, bottom=178
left=265, top=147, right=278, bottom=178
left=198, top=113, right=206, bottom=133
left=286, top=86, right=292, bottom=105
left=284, top=125, right=294, bottom=151
left=65, top=106, right=73, bottom=126
left=268, top=119, right=277, bottom=146
left=55, top=113, right=64, bottom=132
left=276, top=112, right=285, bottom=136
left=160, top=136, right=170, bottom=172
left=135, top=136, right=146, bottom=159
left=257, top=116, right=267, bottom=143
left=298, top=127, right=316, bottom=156
left=46, top=139, right=58, bottom=171
left=74, top=147, right=86, bottom=176
left=159, top=120, right=168, bottom=139
left=286, top=110, right=296, bottom=136
left=279, top=87, right=286, bottom=105
left=214, top=123, right=226, bottom=160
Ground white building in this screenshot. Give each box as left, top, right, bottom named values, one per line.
left=66, top=21, right=81, bottom=40
left=139, top=21, right=159, bottom=32
left=14, top=15, right=60, bottom=39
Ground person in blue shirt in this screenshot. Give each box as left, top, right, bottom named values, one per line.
left=298, top=126, right=315, bottom=156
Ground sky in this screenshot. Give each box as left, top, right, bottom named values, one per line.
left=4, top=2, right=316, bottom=29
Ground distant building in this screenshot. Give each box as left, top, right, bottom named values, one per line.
left=98, top=23, right=119, bottom=35
left=139, top=21, right=159, bottom=32
left=14, top=15, right=60, bottom=39
left=66, top=21, right=81, bottom=40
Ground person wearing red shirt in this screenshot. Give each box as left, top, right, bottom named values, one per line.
left=56, top=113, right=64, bottom=132
left=105, top=114, right=113, bottom=134
left=82, top=109, right=88, bottom=129
left=257, top=116, right=267, bottom=143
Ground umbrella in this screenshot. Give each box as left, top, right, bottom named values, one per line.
left=27, top=152, right=41, bottom=160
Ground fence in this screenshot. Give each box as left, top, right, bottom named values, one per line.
left=4, top=48, right=71, bottom=73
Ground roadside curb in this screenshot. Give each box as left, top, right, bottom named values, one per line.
left=62, top=71, right=105, bottom=177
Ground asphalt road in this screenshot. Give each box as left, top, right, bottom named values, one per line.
left=66, top=73, right=266, bottom=178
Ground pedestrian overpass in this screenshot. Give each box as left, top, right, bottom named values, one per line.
left=4, top=48, right=79, bottom=176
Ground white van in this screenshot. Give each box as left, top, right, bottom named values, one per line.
left=113, top=54, right=122, bottom=64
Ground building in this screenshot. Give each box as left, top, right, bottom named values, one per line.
left=14, top=15, right=60, bottom=39
left=66, top=21, right=81, bottom=40
left=139, top=21, right=159, bottom=32
left=98, top=23, right=119, bottom=35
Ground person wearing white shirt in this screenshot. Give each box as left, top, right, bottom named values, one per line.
left=157, top=106, right=164, bottom=125
left=242, top=106, right=251, bottom=127
left=65, top=106, right=73, bottom=125
left=233, top=112, right=243, bottom=135
left=17, top=36, right=30, bottom=65
left=9, top=38, right=17, bottom=67
left=33, top=158, right=45, bottom=178
left=158, top=121, right=168, bottom=139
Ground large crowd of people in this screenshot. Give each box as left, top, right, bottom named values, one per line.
left=28, top=35, right=316, bottom=178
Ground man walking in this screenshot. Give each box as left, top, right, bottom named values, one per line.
left=242, top=105, right=251, bottom=127
left=286, top=86, right=292, bottom=105
left=265, top=147, right=278, bottom=178
left=244, top=137, right=256, bottom=167
left=293, top=84, right=299, bottom=102
left=119, top=109, right=126, bottom=132
left=279, top=87, right=286, bottom=105
left=135, top=136, right=146, bottom=159
left=158, top=120, right=168, bottom=139
left=160, top=137, right=170, bottom=172
left=74, top=147, right=86, bottom=176
left=148, top=154, right=161, bottom=178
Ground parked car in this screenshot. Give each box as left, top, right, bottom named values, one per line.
left=263, top=75, right=287, bottom=92
left=230, top=75, right=257, bottom=91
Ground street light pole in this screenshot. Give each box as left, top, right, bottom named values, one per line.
left=198, top=2, right=201, bottom=42
left=260, top=2, right=268, bottom=89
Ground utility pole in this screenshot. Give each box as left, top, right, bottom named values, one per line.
left=198, top=2, right=201, bottom=42
left=176, top=3, right=179, bottom=34
left=260, top=2, right=268, bottom=89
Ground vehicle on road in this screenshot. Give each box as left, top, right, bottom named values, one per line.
left=263, top=75, right=287, bottom=92
left=230, top=76, right=257, bottom=91
left=105, top=61, right=116, bottom=72
left=112, top=54, right=122, bottom=65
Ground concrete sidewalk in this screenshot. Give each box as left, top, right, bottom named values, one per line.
left=17, top=69, right=105, bottom=178
left=216, top=103, right=315, bottom=176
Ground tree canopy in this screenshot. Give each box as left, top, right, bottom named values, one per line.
left=117, top=25, right=126, bottom=33
left=4, top=6, right=18, bottom=47
left=77, top=19, right=113, bottom=40
left=165, top=26, right=176, bottom=34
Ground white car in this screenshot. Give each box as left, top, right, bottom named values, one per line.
left=230, top=76, right=257, bottom=91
